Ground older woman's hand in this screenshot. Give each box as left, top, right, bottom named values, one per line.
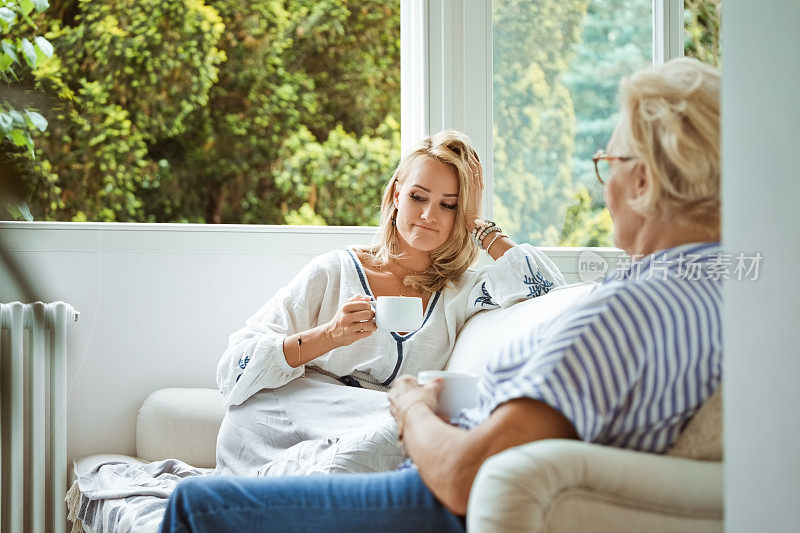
left=465, top=149, right=484, bottom=234
left=389, top=375, right=443, bottom=439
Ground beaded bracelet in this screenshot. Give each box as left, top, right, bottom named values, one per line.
left=483, top=225, right=502, bottom=239
left=472, top=221, right=503, bottom=250
left=472, top=220, right=495, bottom=242
left=485, top=232, right=507, bottom=254
left=476, top=226, right=492, bottom=247
left=477, top=225, right=495, bottom=243
left=474, top=221, right=498, bottom=245
left=470, top=227, right=483, bottom=248
left=482, top=227, right=502, bottom=248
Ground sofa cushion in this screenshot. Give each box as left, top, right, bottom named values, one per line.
left=666, top=386, right=723, bottom=461
left=447, top=282, right=598, bottom=375
left=136, top=387, right=226, bottom=468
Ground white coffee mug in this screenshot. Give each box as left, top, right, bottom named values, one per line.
left=370, top=296, right=423, bottom=332
left=417, top=370, right=479, bottom=419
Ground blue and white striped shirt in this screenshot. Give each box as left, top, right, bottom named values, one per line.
left=457, top=242, right=723, bottom=453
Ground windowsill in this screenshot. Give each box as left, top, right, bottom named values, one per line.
left=0, top=220, right=376, bottom=234
left=0, top=221, right=621, bottom=258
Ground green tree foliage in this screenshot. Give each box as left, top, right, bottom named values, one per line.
left=16, top=0, right=400, bottom=225
left=275, top=116, right=399, bottom=226
left=559, top=0, right=720, bottom=248
left=560, top=187, right=613, bottom=247
left=557, top=0, right=651, bottom=247
left=0, top=0, right=54, bottom=156
left=0, top=0, right=57, bottom=219
left=492, top=0, right=589, bottom=246
left=684, top=0, right=721, bottom=68
left=563, top=0, right=650, bottom=194
left=25, top=0, right=226, bottom=221
left=290, top=0, right=399, bottom=138
left=151, top=0, right=318, bottom=224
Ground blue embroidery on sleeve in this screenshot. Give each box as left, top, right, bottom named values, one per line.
left=235, top=373, right=242, bottom=383
left=238, top=355, right=250, bottom=369
left=474, top=282, right=496, bottom=307
left=523, top=256, right=554, bottom=297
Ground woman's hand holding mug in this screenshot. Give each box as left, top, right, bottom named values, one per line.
left=325, top=295, right=376, bottom=347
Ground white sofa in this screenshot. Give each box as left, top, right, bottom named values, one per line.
left=73, top=282, right=723, bottom=532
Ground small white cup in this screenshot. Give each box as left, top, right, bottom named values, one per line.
left=370, top=296, right=423, bottom=332
left=417, top=370, right=479, bottom=419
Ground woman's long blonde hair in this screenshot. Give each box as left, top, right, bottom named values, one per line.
left=364, top=130, right=480, bottom=293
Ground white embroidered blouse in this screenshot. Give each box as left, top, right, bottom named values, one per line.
left=217, top=244, right=566, bottom=406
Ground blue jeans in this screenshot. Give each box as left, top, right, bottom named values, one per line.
left=159, top=469, right=466, bottom=533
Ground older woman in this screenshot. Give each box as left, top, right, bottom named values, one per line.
left=162, top=57, right=721, bottom=533
left=215, top=130, right=565, bottom=477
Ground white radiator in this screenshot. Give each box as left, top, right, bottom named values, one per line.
left=1, top=302, right=78, bottom=533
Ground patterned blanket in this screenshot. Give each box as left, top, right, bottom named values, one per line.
left=67, top=374, right=404, bottom=533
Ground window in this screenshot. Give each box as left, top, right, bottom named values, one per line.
left=492, top=0, right=652, bottom=247
left=491, top=0, right=722, bottom=248
left=6, top=0, right=721, bottom=236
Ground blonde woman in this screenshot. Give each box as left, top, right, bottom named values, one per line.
left=215, top=130, right=565, bottom=477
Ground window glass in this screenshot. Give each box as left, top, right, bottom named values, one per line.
left=4, top=1, right=400, bottom=224
left=492, top=0, right=651, bottom=247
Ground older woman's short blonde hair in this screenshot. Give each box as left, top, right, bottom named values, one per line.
left=617, top=57, right=721, bottom=230
left=366, top=130, right=480, bottom=293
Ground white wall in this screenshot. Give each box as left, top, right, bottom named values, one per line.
left=723, top=1, right=800, bottom=531
left=0, top=223, right=377, bottom=464
left=0, top=222, right=617, bottom=466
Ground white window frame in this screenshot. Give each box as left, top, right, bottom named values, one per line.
left=401, top=0, right=493, bottom=216
left=654, top=0, right=685, bottom=64
left=402, top=0, right=684, bottom=221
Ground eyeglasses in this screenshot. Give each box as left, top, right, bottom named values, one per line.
left=592, top=149, right=634, bottom=184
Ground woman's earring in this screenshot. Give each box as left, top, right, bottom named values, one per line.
left=391, top=207, right=397, bottom=227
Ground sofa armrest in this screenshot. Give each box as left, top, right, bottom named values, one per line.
left=136, top=388, right=226, bottom=468
left=467, top=439, right=722, bottom=533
